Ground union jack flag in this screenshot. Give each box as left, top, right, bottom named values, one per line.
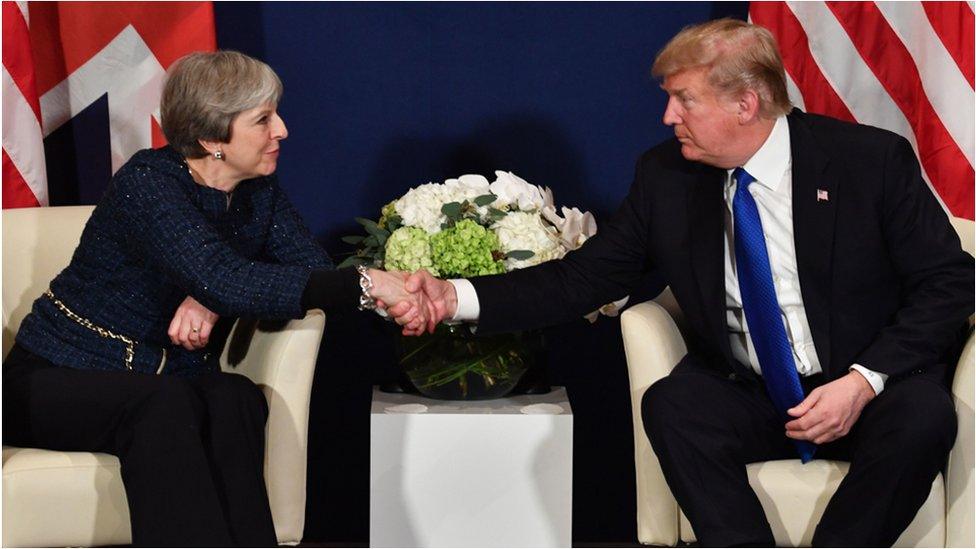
left=2, top=1, right=215, bottom=208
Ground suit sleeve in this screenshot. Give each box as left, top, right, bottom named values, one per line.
left=116, top=169, right=312, bottom=320
left=262, top=179, right=335, bottom=269
left=470, top=154, right=655, bottom=334
left=854, top=135, right=974, bottom=378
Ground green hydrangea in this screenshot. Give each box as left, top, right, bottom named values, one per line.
left=430, top=219, right=506, bottom=278
left=378, top=200, right=399, bottom=230
left=385, top=227, right=438, bottom=276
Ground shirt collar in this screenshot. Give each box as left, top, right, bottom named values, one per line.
left=728, top=115, right=791, bottom=192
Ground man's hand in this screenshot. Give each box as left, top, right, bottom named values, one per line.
left=168, top=296, right=219, bottom=351
left=385, top=269, right=458, bottom=335
left=785, top=371, right=877, bottom=444
left=368, top=269, right=430, bottom=336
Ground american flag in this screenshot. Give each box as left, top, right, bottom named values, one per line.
left=2, top=1, right=215, bottom=209
left=750, top=1, right=975, bottom=220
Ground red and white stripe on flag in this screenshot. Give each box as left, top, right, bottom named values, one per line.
left=750, top=1, right=975, bottom=220
left=3, top=1, right=46, bottom=208
left=1, top=2, right=216, bottom=209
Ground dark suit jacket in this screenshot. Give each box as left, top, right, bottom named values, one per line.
left=470, top=109, right=974, bottom=385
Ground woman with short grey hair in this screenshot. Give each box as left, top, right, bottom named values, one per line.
left=3, top=50, right=429, bottom=546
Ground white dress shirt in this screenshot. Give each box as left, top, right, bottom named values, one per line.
left=449, top=115, right=886, bottom=394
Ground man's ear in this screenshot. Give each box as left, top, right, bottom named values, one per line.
left=737, top=89, right=762, bottom=124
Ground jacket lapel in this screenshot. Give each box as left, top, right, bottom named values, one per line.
left=687, top=164, right=737, bottom=366
left=788, top=112, right=837, bottom=375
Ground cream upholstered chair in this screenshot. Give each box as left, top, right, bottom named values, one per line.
left=2, top=205, right=326, bottom=547
left=622, top=216, right=975, bottom=547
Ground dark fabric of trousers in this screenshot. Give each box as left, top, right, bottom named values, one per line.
left=2, top=344, right=278, bottom=547
left=641, top=354, right=957, bottom=548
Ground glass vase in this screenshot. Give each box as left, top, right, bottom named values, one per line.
left=396, top=324, right=537, bottom=400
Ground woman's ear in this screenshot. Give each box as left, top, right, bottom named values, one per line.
left=198, top=139, right=225, bottom=160
left=198, top=139, right=220, bottom=156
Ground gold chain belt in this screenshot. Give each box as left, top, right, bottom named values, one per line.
left=44, top=290, right=166, bottom=373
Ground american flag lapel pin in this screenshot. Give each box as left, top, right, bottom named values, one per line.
left=817, top=189, right=829, bottom=202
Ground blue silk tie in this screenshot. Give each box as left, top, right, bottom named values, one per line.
left=732, top=167, right=816, bottom=463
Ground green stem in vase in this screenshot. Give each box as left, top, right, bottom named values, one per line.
left=398, top=336, right=441, bottom=365
left=417, top=341, right=517, bottom=388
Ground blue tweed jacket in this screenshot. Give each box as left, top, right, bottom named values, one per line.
left=16, top=146, right=333, bottom=376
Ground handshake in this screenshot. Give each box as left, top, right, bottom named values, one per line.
left=368, top=269, right=461, bottom=336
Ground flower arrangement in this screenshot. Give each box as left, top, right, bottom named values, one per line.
left=340, top=171, right=624, bottom=399
left=337, top=171, right=598, bottom=277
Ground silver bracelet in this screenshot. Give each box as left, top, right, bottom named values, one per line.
left=356, top=264, right=377, bottom=311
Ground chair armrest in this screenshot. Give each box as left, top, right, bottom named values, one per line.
left=947, top=327, right=974, bottom=548
left=220, top=309, right=326, bottom=546
left=621, top=297, right=688, bottom=546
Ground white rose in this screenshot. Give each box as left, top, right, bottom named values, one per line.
left=492, top=211, right=565, bottom=270
left=395, top=183, right=448, bottom=234
left=490, top=171, right=546, bottom=211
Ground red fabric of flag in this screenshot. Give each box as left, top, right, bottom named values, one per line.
left=750, top=1, right=975, bottom=220
left=2, top=1, right=216, bottom=209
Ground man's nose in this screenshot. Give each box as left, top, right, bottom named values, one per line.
left=662, top=97, right=681, bottom=126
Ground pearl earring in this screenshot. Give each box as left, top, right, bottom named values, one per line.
left=213, top=150, right=224, bottom=161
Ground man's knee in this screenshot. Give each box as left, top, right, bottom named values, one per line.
left=863, top=379, right=957, bottom=460
left=641, top=375, right=699, bottom=442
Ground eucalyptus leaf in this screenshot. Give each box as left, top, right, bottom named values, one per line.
left=356, top=217, right=390, bottom=239
left=474, top=194, right=497, bottom=207
left=386, top=215, right=403, bottom=231
left=488, top=207, right=507, bottom=220
left=505, top=250, right=535, bottom=260
left=336, top=255, right=367, bottom=269
left=441, top=202, right=463, bottom=220
left=341, top=235, right=365, bottom=245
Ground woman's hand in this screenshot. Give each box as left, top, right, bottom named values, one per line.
left=168, top=296, right=219, bottom=350
left=368, top=269, right=431, bottom=336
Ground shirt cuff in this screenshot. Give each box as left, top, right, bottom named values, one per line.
left=448, top=279, right=481, bottom=321
left=849, top=364, right=887, bottom=396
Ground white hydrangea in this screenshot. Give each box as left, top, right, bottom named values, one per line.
left=492, top=211, right=565, bottom=270
left=395, top=183, right=449, bottom=234
left=443, top=174, right=490, bottom=203
left=443, top=174, right=493, bottom=217
left=490, top=171, right=547, bottom=211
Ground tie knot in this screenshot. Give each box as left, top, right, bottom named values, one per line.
left=733, top=167, right=755, bottom=189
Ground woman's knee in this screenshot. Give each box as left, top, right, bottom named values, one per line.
left=123, top=376, right=208, bottom=448
left=203, top=373, right=268, bottom=421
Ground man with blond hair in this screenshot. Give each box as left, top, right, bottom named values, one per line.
left=392, top=19, right=973, bottom=546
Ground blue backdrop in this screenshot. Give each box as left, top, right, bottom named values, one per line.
left=213, top=2, right=747, bottom=544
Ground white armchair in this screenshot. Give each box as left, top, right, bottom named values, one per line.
left=2, top=205, right=326, bottom=547
left=621, top=217, right=974, bottom=547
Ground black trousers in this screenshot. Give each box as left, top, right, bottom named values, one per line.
left=2, top=344, right=278, bottom=547
left=641, top=354, right=957, bottom=547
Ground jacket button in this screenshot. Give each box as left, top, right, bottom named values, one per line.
left=728, top=373, right=738, bottom=381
